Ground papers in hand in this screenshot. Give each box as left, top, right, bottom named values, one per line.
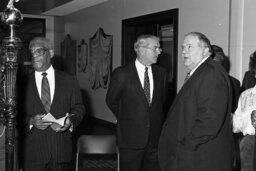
left=42, top=113, right=74, bottom=127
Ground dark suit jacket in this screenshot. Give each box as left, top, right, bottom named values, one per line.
left=229, top=76, right=240, bottom=113
left=106, top=61, right=167, bottom=149
left=158, top=58, right=235, bottom=171
left=241, top=70, right=256, bottom=92
left=21, top=69, right=85, bottom=164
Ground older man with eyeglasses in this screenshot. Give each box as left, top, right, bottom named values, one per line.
left=106, top=34, right=167, bottom=171
left=19, top=37, right=85, bottom=171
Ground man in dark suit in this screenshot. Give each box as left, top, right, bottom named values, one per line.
left=21, top=37, right=85, bottom=171
left=158, top=32, right=235, bottom=171
left=106, top=34, right=167, bottom=171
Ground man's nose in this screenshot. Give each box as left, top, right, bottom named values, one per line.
left=32, top=53, right=40, bottom=58
left=182, top=47, right=187, bottom=54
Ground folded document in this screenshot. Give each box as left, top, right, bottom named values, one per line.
left=42, top=113, right=74, bottom=127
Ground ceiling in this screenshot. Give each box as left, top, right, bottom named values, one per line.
left=0, top=0, right=108, bottom=16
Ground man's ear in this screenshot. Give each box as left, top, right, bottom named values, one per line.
left=49, top=49, right=54, bottom=58
left=203, top=47, right=210, bottom=57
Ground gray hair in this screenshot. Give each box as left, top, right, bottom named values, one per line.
left=134, top=34, right=160, bottom=54
left=29, top=37, right=53, bottom=51
left=185, top=32, right=212, bottom=55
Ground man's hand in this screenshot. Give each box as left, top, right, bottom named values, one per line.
left=30, top=114, right=52, bottom=130
left=251, top=110, right=256, bottom=128
left=51, top=117, right=72, bottom=133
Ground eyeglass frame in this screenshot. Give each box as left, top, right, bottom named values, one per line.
left=30, top=47, right=49, bottom=56
left=140, top=46, right=162, bottom=53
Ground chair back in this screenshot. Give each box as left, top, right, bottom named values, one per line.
left=77, top=135, right=117, bottom=154
left=76, top=135, right=119, bottom=171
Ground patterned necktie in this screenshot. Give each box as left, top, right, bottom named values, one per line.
left=41, top=72, right=51, bottom=113
left=144, top=67, right=150, bottom=105
left=184, top=72, right=190, bottom=83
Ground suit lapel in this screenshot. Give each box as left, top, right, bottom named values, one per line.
left=51, top=71, right=62, bottom=111
left=151, top=66, right=159, bottom=105
left=129, top=63, right=149, bottom=106
left=30, top=73, right=45, bottom=111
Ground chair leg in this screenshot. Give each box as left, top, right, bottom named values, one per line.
left=75, top=153, right=79, bottom=171
left=117, top=149, right=120, bottom=171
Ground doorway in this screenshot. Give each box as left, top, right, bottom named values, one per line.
left=122, top=8, right=179, bottom=110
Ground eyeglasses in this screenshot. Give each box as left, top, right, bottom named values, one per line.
left=31, top=48, right=48, bottom=56
left=140, top=46, right=162, bottom=53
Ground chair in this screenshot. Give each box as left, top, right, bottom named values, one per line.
left=76, top=135, right=119, bottom=171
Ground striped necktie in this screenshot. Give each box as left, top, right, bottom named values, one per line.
left=144, top=67, right=150, bottom=105
left=41, top=72, right=51, bottom=113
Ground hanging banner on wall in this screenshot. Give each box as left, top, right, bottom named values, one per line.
left=77, top=40, right=89, bottom=73
left=89, top=27, right=113, bottom=90
left=61, top=34, right=77, bottom=75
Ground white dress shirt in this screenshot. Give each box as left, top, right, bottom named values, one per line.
left=233, top=85, right=256, bottom=135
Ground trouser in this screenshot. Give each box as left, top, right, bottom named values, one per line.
left=24, top=156, right=70, bottom=171
left=119, top=142, right=161, bottom=171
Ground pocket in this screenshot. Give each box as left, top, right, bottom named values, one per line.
left=178, top=148, right=194, bottom=161
left=177, top=148, right=198, bottom=171
left=161, top=155, right=178, bottom=171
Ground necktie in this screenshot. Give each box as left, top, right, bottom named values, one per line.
left=41, top=72, right=51, bottom=113
left=184, top=72, right=190, bottom=83
left=144, top=67, right=150, bottom=105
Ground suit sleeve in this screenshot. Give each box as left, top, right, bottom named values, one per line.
left=69, top=76, right=85, bottom=129
left=17, top=75, right=32, bottom=133
left=106, top=68, right=126, bottom=118
left=182, top=69, right=230, bottom=151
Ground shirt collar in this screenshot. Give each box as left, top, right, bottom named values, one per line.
left=35, top=65, right=54, bottom=77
